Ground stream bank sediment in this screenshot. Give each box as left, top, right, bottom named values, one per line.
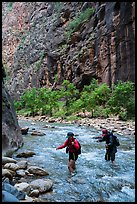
left=17, top=115, right=135, bottom=137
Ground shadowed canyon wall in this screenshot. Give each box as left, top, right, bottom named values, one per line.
left=2, top=67, right=23, bottom=156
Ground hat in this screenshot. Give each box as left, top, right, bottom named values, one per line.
left=66, top=132, right=74, bottom=138
left=102, top=129, right=108, bottom=136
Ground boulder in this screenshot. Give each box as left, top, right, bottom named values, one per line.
left=16, top=151, right=36, bottom=158
left=2, top=156, right=17, bottom=165
left=2, top=182, right=26, bottom=200
left=21, top=127, right=29, bottom=135
left=27, top=166, right=49, bottom=176
left=2, top=190, right=20, bottom=202
left=30, top=179, right=53, bottom=193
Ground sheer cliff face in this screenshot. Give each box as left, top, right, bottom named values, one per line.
left=2, top=2, right=135, bottom=99
left=2, top=79, right=23, bottom=156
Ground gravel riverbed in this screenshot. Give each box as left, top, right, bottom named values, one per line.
left=18, top=115, right=135, bottom=137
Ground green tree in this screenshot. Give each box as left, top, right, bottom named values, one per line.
left=91, top=83, right=111, bottom=106
left=76, top=81, right=111, bottom=117
left=107, top=81, right=135, bottom=120
left=35, top=88, right=61, bottom=116
left=60, top=80, right=79, bottom=115
left=20, top=88, right=39, bottom=116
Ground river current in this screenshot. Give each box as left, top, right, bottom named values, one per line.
left=13, top=119, right=135, bottom=202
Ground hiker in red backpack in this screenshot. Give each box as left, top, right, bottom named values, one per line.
left=56, top=132, right=80, bottom=175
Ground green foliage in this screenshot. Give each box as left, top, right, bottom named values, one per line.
left=76, top=80, right=110, bottom=116
left=70, top=98, right=84, bottom=114
left=91, top=106, right=111, bottom=118
left=107, top=81, right=135, bottom=120
left=65, top=115, right=81, bottom=121
left=14, top=101, right=23, bottom=110
left=17, top=109, right=33, bottom=117
left=91, top=83, right=111, bottom=106
left=82, top=78, right=98, bottom=92
left=14, top=79, right=135, bottom=121
left=7, top=2, right=14, bottom=11
left=60, top=80, right=79, bottom=113
left=54, top=109, right=67, bottom=119
left=65, top=7, right=95, bottom=39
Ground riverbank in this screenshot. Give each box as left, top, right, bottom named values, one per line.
left=17, top=115, right=135, bottom=137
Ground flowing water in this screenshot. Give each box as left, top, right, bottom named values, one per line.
left=13, top=119, right=135, bottom=202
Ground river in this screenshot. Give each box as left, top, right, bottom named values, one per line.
left=13, top=119, right=135, bottom=202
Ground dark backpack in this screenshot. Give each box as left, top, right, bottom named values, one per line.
left=76, top=140, right=81, bottom=155
left=113, top=136, right=120, bottom=146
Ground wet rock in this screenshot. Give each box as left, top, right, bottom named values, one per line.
left=16, top=169, right=26, bottom=177
left=16, top=160, right=28, bottom=169
left=2, top=182, right=26, bottom=200
left=30, top=179, right=53, bottom=193
left=3, top=163, right=19, bottom=171
left=48, top=119, right=56, bottom=123
left=2, top=156, right=17, bottom=165
left=21, top=127, right=29, bottom=135
left=2, top=169, right=15, bottom=180
left=15, top=182, right=31, bottom=195
left=31, top=131, right=46, bottom=136
left=29, top=189, right=39, bottom=197
left=27, top=166, right=49, bottom=176
left=20, top=195, right=34, bottom=202
left=16, top=151, right=36, bottom=158
left=2, top=190, right=20, bottom=202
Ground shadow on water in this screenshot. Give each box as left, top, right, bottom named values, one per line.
left=13, top=119, right=135, bottom=202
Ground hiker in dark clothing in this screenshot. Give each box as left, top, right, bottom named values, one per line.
left=56, top=132, right=80, bottom=175
left=97, top=129, right=118, bottom=164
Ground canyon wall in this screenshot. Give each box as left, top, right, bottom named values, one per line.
left=2, top=2, right=135, bottom=99
left=2, top=66, right=23, bottom=156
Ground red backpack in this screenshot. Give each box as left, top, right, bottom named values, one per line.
left=66, top=139, right=81, bottom=154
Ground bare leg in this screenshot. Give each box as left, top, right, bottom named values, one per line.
left=68, top=159, right=76, bottom=173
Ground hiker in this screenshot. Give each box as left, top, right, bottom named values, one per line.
left=56, top=132, right=80, bottom=175
left=97, top=129, right=119, bottom=164
left=92, top=129, right=106, bottom=140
